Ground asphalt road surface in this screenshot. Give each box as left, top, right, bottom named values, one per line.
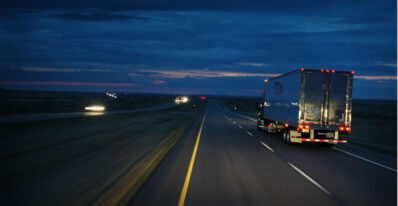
left=129, top=100, right=397, bottom=206
left=0, top=103, right=175, bottom=123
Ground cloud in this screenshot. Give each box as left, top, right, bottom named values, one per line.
left=88, top=69, right=112, bottom=72
left=333, top=15, right=393, bottom=25
left=128, top=73, right=138, bottom=77
left=354, top=75, right=397, bottom=80
left=381, top=63, right=397, bottom=68
left=2, top=0, right=392, bottom=14
left=0, top=81, right=135, bottom=87
left=140, top=69, right=280, bottom=79
left=50, top=12, right=146, bottom=21
left=0, top=1, right=395, bottom=99
left=22, top=67, right=81, bottom=72
left=238, top=62, right=266, bottom=67
left=21, top=67, right=113, bottom=73
left=153, top=80, right=166, bottom=85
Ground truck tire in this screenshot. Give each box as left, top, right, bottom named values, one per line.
left=287, top=131, right=291, bottom=144
left=283, top=130, right=291, bottom=144
left=283, top=130, right=287, bottom=142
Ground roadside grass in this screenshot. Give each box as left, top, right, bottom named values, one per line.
left=349, top=100, right=397, bottom=155
left=219, top=98, right=397, bottom=155
left=1, top=100, right=205, bottom=206
left=0, top=89, right=174, bottom=115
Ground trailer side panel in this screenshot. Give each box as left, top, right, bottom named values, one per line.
left=263, top=70, right=301, bottom=127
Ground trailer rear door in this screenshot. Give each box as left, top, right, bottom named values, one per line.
left=301, top=71, right=325, bottom=124
left=328, top=72, right=353, bottom=125
left=301, top=70, right=353, bottom=126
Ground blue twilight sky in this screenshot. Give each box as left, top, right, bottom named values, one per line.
left=0, top=0, right=397, bottom=99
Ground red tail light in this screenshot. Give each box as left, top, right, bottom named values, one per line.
left=301, top=67, right=304, bottom=71
left=284, top=123, right=289, bottom=128
left=326, top=69, right=330, bottom=73
left=351, top=71, right=355, bottom=74
left=298, top=124, right=310, bottom=131
left=200, top=96, right=206, bottom=100
left=332, top=70, right=335, bottom=73
left=321, top=69, right=324, bottom=72
left=339, top=126, right=351, bottom=133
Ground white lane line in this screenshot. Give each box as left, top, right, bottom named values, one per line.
left=333, top=147, right=397, bottom=172
left=287, top=162, right=331, bottom=196
left=238, top=125, right=242, bottom=129
left=260, top=141, right=274, bottom=152
left=217, top=101, right=256, bottom=122
left=238, top=114, right=257, bottom=122
left=248, top=117, right=257, bottom=122
left=224, top=109, right=256, bottom=122
left=246, top=131, right=253, bottom=136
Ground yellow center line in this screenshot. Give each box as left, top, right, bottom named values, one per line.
left=178, top=113, right=207, bottom=206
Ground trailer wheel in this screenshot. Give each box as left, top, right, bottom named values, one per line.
left=265, top=123, right=269, bottom=133
left=283, top=130, right=287, bottom=143
left=286, top=130, right=291, bottom=144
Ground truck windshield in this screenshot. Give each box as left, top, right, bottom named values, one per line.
left=328, top=73, right=350, bottom=124
left=303, top=72, right=324, bottom=122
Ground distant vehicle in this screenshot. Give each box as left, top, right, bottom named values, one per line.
left=85, top=105, right=105, bottom=111
left=257, top=68, right=354, bottom=146
left=175, top=96, right=189, bottom=104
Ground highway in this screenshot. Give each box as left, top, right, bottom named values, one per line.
left=129, top=100, right=397, bottom=206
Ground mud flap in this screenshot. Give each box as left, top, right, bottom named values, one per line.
left=289, top=130, right=302, bottom=143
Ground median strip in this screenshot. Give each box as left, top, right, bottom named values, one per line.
left=287, top=162, right=331, bottom=196
left=178, top=113, right=207, bottom=206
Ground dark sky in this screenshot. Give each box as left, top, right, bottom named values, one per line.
left=0, top=0, right=396, bottom=99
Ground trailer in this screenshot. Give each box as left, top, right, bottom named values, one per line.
left=256, top=68, right=354, bottom=145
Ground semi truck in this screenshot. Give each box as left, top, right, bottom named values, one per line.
left=256, top=68, right=354, bottom=145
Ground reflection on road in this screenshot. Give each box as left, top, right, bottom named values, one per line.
left=84, top=112, right=105, bottom=116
